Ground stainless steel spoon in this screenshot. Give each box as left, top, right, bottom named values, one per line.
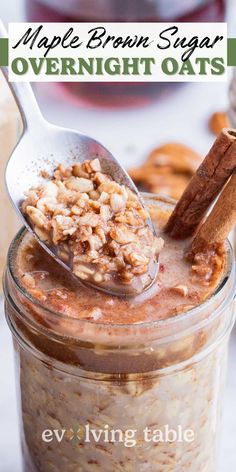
left=0, top=23, right=159, bottom=297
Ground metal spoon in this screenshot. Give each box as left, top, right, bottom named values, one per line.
left=0, top=24, right=159, bottom=297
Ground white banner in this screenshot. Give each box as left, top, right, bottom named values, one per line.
left=8, top=22, right=227, bottom=82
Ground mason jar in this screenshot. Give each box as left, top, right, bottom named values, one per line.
left=4, top=195, right=235, bottom=472
left=25, top=0, right=226, bottom=107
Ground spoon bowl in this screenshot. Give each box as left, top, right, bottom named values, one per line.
left=6, top=118, right=159, bottom=296
left=6, top=120, right=142, bottom=216
left=1, top=21, right=159, bottom=297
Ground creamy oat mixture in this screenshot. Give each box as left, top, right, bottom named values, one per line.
left=8, top=123, right=236, bottom=471
left=8, top=198, right=231, bottom=472
left=17, top=204, right=225, bottom=324
left=19, top=342, right=227, bottom=472
left=22, top=159, right=162, bottom=290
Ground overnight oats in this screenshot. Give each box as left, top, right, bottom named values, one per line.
left=3, top=129, right=236, bottom=472
left=0, top=73, right=21, bottom=291
left=21, top=158, right=162, bottom=295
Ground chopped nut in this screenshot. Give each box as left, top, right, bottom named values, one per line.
left=22, top=159, right=162, bottom=287
left=110, top=193, right=126, bottom=213
left=98, top=181, right=123, bottom=195
left=71, top=205, right=82, bottom=216
left=125, top=252, right=149, bottom=267
left=26, top=206, right=48, bottom=229
left=36, top=197, right=57, bottom=213
left=77, top=193, right=89, bottom=208
left=79, top=213, right=99, bottom=227
left=52, top=215, right=76, bottom=243
left=63, top=227, right=77, bottom=236
left=172, top=285, right=189, bottom=297
left=115, top=210, right=141, bottom=226
left=89, top=190, right=100, bottom=200
left=74, top=265, right=95, bottom=275
left=89, top=199, right=101, bottom=210
left=95, top=227, right=106, bottom=245
left=88, top=235, right=104, bottom=251
left=99, top=191, right=109, bottom=204
left=110, top=224, right=136, bottom=244
left=100, top=205, right=112, bottom=221
left=54, top=164, right=72, bottom=180
left=73, top=264, right=95, bottom=280
left=89, top=158, right=101, bottom=172
left=65, top=176, right=94, bottom=193
left=34, top=226, right=50, bottom=242
left=53, top=205, right=71, bottom=217
left=72, top=163, right=89, bottom=178
left=93, top=172, right=111, bottom=185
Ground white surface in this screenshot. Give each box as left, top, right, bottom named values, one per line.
left=0, top=0, right=236, bottom=471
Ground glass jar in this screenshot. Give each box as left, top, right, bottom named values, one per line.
left=25, top=0, right=226, bottom=107
left=4, top=195, right=235, bottom=472
left=25, top=0, right=226, bottom=22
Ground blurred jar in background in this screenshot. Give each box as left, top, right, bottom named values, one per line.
left=25, top=0, right=226, bottom=107
left=0, top=73, right=22, bottom=292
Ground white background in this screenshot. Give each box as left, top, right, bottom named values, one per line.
left=1, top=1, right=236, bottom=472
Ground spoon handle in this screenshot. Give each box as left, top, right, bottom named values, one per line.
left=0, top=20, right=44, bottom=131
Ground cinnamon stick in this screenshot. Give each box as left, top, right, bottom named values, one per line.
left=191, top=172, right=236, bottom=254
left=165, top=128, right=236, bottom=238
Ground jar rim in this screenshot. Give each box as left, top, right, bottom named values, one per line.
left=4, top=193, right=235, bottom=333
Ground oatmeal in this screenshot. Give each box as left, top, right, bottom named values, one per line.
left=5, top=114, right=236, bottom=471
left=16, top=202, right=225, bottom=325
left=22, top=159, right=162, bottom=291
left=4, top=194, right=235, bottom=472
